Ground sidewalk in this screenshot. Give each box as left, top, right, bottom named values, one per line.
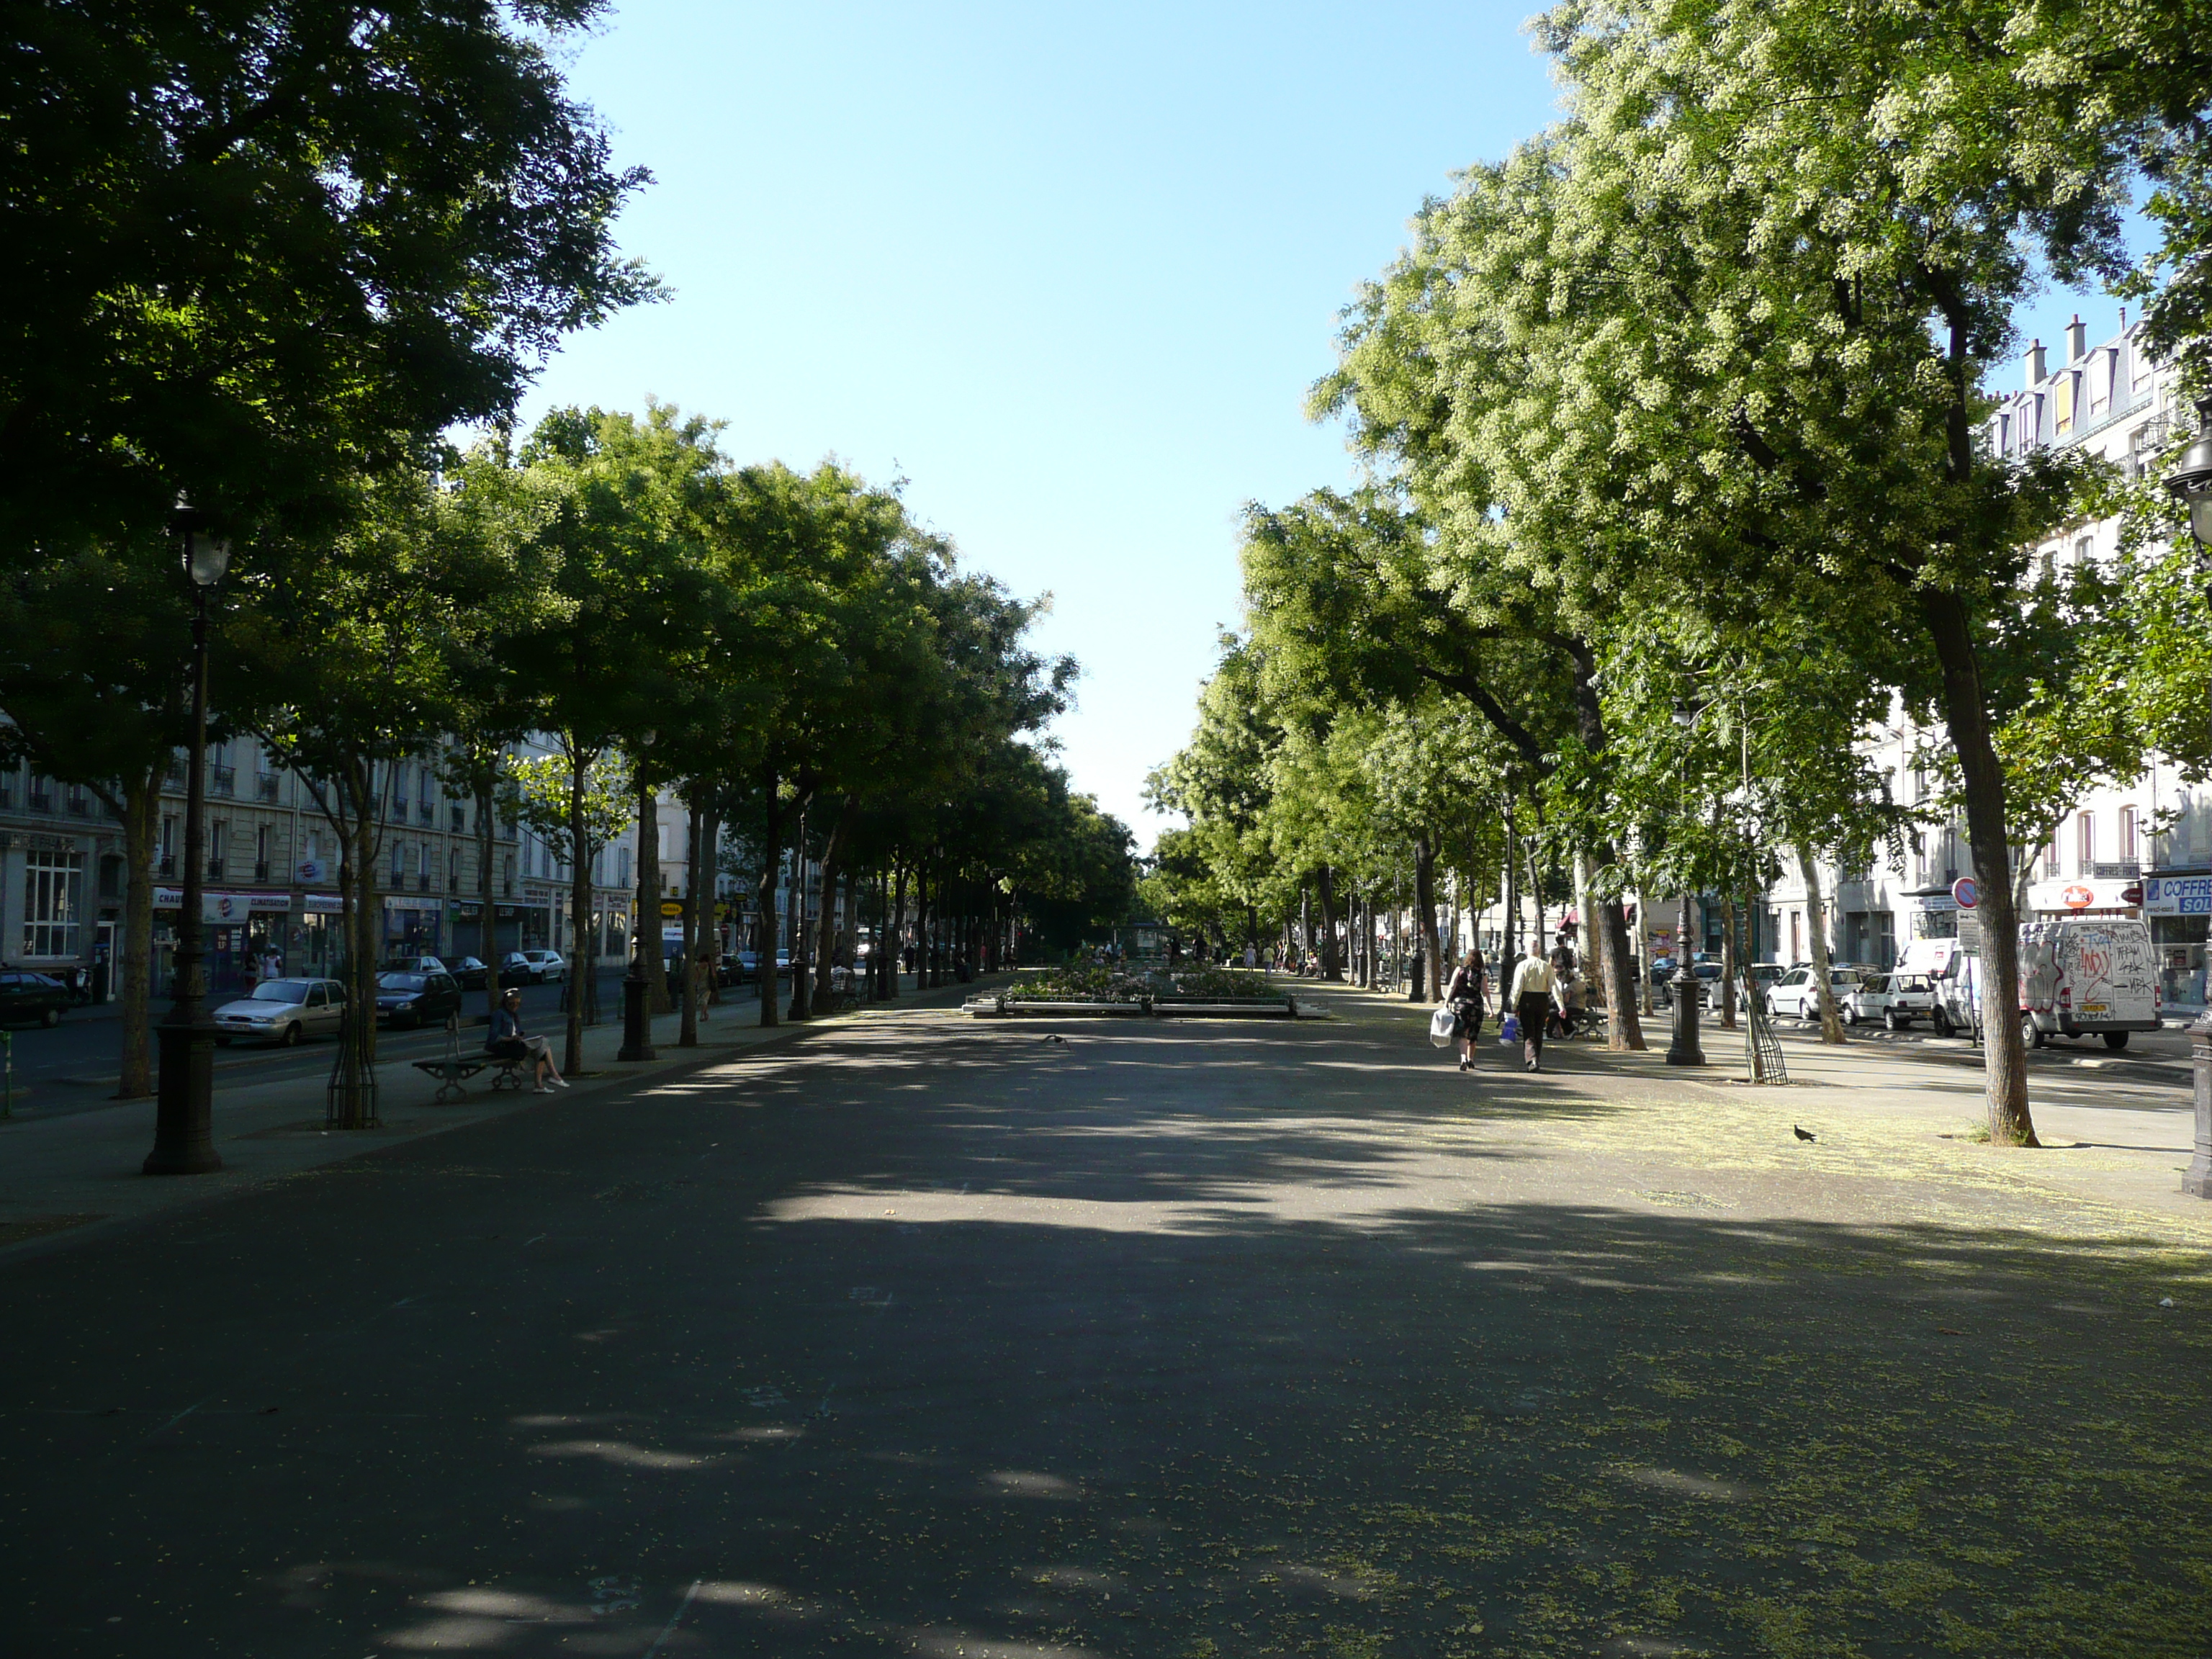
left=1289, top=976, right=2212, bottom=1245
left=0, top=976, right=1001, bottom=1262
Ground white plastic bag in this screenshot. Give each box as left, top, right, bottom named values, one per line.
left=1428, top=1005, right=1460, bottom=1047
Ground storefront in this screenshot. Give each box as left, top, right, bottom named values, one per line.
left=1906, top=889, right=1959, bottom=941
left=449, top=899, right=526, bottom=960
left=2025, top=876, right=2142, bottom=922
left=383, top=894, right=443, bottom=959
left=297, top=891, right=344, bottom=976
left=2142, top=871, right=2211, bottom=1012
left=152, top=886, right=291, bottom=995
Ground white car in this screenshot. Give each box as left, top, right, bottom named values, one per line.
left=212, top=978, right=348, bottom=1046
left=515, top=949, right=567, bottom=984
left=1841, top=971, right=1938, bottom=1030
left=1766, top=965, right=1870, bottom=1023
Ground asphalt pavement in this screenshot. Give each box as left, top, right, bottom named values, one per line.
left=0, top=980, right=2205, bottom=1656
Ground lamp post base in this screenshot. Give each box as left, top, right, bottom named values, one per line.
left=2186, top=1017, right=2212, bottom=1199
left=617, top=968, right=655, bottom=1063
left=145, top=1020, right=222, bottom=1174
left=1665, top=972, right=1706, bottom=1066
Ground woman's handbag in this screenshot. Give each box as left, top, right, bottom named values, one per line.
left=1428, top=1005, right=1461, bottom=1047
left=1499, top=1012, right=1521, bottom=1045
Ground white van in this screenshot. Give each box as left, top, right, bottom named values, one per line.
left=2018, top=919, right=2159, bottom=1049
left=1902, top=922, right=2159, bottom=1048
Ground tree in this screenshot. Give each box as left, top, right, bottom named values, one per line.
left=2, top=0, right=655, bottom=560
left=0, top=538, right=196, bottom=1098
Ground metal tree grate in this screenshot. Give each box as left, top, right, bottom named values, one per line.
left=325, top=1004, right=382, bottom=1128
left=1741, top=974, right=1789, bottom=1084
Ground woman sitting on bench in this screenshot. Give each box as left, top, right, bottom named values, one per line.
left=489, top=988, right=567, bottom=1093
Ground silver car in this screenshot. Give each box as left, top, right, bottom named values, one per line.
left=212, top=977, right=347, bottom=1046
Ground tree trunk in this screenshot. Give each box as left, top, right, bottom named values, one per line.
left=1502, top=812, right=1519, bottom=968
left=565, top=747, right=590, bottom=1075
left=637, top=778, right=669, bottom=1015
left=1719, top=895, right=1739, bottom=1030
left=812, top=796, right=859, bottom=1014
left=1915, top=600, right=2036, bottom=1141
left=1797, top=842, right=1848, bottom=1046
left=678, top=788, right=703, bottom=1048
left=333, top=760, right=381, bottom=1130
left=786, top=801, right=811, bottom=1020
left=112, top=763, right=160, bottom=1100
left=889, top=863, right=909, bottom=998
left=1317, top=864, right=1341, bottom=981
left=1413, top=832, right=1442, bottom=1002
left=477, top=778, right=500, bottom=1028
left=753, top=768, right=782, bottom=1026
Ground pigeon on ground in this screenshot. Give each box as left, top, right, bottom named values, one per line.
left=1793, top=1124, right=1817, bottom=1143
left=1040, top=1033, right=1068, bottom=1044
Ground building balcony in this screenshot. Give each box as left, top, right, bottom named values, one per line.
left=256, top=774, right=280, bottom=802
left=450, top=806, right=468, bottom=832
left=210, top=765, right=235, bottom=797
left=64, top=791, right=89, bottom=816
left=207, top=858, right=225, bottom=879
left=416, top=873, right=431, bottom=892
left=393, top=799, right=408, bottom=820
left=27, top=789, right=51, bottom=812
left=418, top=801, right=434, bottom=824
left=253, top=860, right=271, bottom=882
left=164, top=759, right=186, bottom=788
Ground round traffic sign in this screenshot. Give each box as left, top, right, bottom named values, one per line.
left=1951, top=876, right=1979, bottom=910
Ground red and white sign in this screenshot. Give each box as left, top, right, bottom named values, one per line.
left=1951, top=876, right=1979, bottom=909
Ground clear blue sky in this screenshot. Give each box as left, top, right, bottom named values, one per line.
left=518, top=1, right=2133, bottom=850
left=517, top=1, right=1569, bottom=845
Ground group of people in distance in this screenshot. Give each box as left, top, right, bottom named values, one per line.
left=1444, top=931, right=1588, bottom=1075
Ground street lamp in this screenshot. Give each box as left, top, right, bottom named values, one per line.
left=144, top=505, right=230, bottom=1175
left=1665, top=699, right=1707, bottom=1066
left=2161, top=395, right=2212, bottom=1198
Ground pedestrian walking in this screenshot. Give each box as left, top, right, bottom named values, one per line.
left=1444, top=947, right=1487, bottom=1071
left=1507, top=947, right=1567, bottom=1072
left=487, top=987, right=567, bottom=1093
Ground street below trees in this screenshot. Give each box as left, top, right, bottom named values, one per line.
left=1, top=981, right=2203, bottom=1656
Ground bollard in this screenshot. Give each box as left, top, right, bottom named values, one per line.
left=616, top=957, right=655, bottom=1063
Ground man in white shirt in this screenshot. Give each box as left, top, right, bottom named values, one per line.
left=1508, top=948, right=1568, bottom=1072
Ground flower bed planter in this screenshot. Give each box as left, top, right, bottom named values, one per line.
left=966, top=993, right=1299, bottom=1020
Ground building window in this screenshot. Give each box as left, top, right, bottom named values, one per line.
left=391, top=842, right=406, bottom=886
left=2121, top=805, right=2139, bottom=862
left=22, top=848, right=84, bottom=958
left=2074, top=536, right=2093, bottom=567
left=619, top=846, right=631, bottom=887
left=2043, top=841, right=2059, bottom=878
left=2077, top=811, right=2096, bottom=873
left=209, top=819, right=227, bottom=876
left=502, top=853, right=514, bottom=895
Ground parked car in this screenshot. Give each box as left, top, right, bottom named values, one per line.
left=445, top=955, right=490, bottom=991
left=0, top=970, right=71, bottom=1028
left=374, top=969, right=463, bottom=1028
left=513, top=949, right=567, bottom=984
left=1766, top=964, right=1873, bottom=1022
left=380, top=954, right=447, bottom=976
left=1841, top=971, right=1938, bottom=1030
left=212, top=977, right=347, bottom=1046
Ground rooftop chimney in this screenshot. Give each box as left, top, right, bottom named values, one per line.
left=2026, top=338, right=2047, bottom=387
left=2066, top=313, right=2088, bottom=362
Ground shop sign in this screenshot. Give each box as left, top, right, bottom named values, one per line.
left=295, top=858, right=327, bottom=883
left=2027, top=876, right=2139, bottom=914
left=385, top=894, right=439, bottom=912
left=660, top=902, right=683, bottom=917
left=1912, top=891, right=1958, bottom=912
left=2142, top=874, right=2212, bottom=916
left=303, top=893, right=344, bottom=914
left=154, top=887, right=290, bottom=920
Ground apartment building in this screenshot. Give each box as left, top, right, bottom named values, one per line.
left=0, top=736, right=638, bottom=1000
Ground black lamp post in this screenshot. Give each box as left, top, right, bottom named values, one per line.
left=144, top=508, right=230, bottom=1175
left=1665, top=700, right=1707, bottom=1066
left=2161, top=394, right=2212, bottom=1198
